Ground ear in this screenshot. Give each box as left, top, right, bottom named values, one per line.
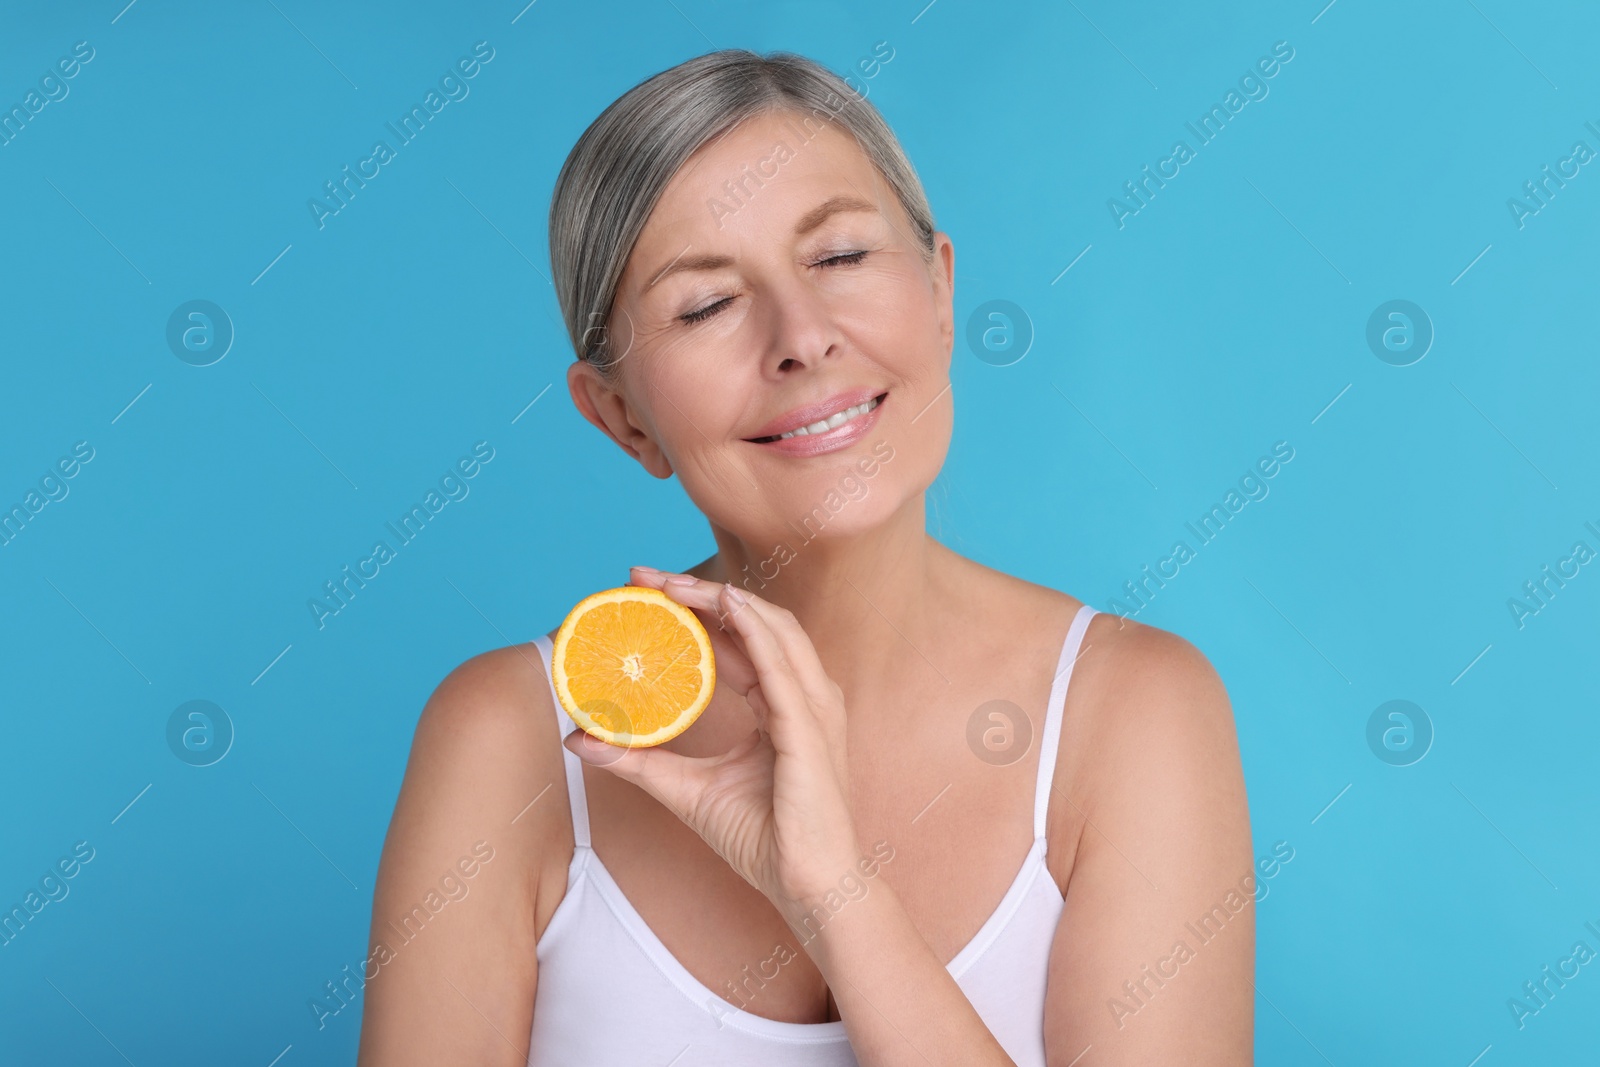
left=929, top=231, right=955, bottom=357
left=566, top=360, right=674, bottom=479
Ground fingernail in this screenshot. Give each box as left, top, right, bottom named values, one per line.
left=632, top=565, right=661, bottom=574
left=665, top=575, right=697, bottom=586
left=723, top=583, right=748, bottom=606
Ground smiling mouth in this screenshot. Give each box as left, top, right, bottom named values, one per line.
left=747, top=393, right=888, bottom=443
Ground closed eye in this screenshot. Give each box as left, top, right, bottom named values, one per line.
left=677, top=252, right=870, bottom=325
left=680, top=298, right=731, bottom=325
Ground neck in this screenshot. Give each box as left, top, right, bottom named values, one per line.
left=691, top=494, right=957, bottom=696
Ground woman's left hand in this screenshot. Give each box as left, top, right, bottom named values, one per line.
left=562, top=568, right=862, bottom=918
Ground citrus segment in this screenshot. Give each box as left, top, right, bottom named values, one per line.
left=550, top=586, right=715, bottom=747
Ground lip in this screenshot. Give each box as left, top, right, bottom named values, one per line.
left=744, top=391, right=887, bottom=457
left=743, top=387, right=886, bottom=441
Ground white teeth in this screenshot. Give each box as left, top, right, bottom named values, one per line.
left=775, top=396, right=879, bottom=440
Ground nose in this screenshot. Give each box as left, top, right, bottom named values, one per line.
left=759, top=271, right=845, bottom=377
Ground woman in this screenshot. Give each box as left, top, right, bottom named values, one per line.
left=359, top=49, right=1253, bottom=1066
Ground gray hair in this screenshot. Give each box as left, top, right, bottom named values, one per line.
left=547, top=48, right=936, bottom=377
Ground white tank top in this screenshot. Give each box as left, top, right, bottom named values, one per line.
left=526, top=602, right=1097, bottom=1065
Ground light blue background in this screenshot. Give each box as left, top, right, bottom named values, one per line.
left=2, top=0, right=1596, bottom=1063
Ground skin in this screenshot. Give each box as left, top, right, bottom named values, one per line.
left=358, top=107, right=1254, bottom=1065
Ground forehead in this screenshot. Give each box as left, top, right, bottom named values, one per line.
left=631, top=109, right=888, bottom=258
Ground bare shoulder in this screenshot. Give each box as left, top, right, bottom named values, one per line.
left=1064, top=612, right=1238, bottom=799
left=968, top=564, right=1238, bottom=801
left=1059, top=612, right=1247, bottom=858
left=408, top=641, right=568, bottom=791
left=1043, top=612, right=1254, bottom=1063
left=357, top=640, right=573, bottom=1066
left=986, top=565, right=1236, bottom=774
left=392, top=640, right=572, bottom=853
left=1082, top=610, right=1226, bottom=689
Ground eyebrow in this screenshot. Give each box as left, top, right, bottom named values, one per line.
left=643, top=194, right=880, bottom=290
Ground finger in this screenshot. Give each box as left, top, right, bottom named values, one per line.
left=618, top=568, right=760, bottom=695
left=714, top=590, right=852, bottom=790
left=628, top=565, right=667, bottom=588
left=648, top=574, right=835, bottom=718
left=563, top=729, right=700, bottom=821
left=650, top=574, right=759, bottom=692
left=714, top=584, right=817, bottom=745
left=628, top=568, right=729, bottom=640
left=655, top=572, right=739, bottom=625
left=714, top=585, right=842, bottom=713
left=734, top=682, right=772, bottom=737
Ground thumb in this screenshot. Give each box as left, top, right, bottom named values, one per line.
left=563, top=729, right=699, bottom=816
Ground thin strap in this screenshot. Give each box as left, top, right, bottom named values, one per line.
left=533, top=635, right=591, bottom=849
left=1033, top=604, right=1097, bottom=842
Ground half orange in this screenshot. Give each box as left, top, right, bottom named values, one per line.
left=550, top=585, right=716, bottom=747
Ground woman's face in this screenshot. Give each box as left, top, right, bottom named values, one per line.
left=570, top=106, right=955, bottom=548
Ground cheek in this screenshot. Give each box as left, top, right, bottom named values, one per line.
left=855, top=265, right=941, bottom=354
left=834, top=272, right=951, bottom=474
left=897, top=399, right=953, bottom=495
left=636, top=343, right=748, bottom=452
